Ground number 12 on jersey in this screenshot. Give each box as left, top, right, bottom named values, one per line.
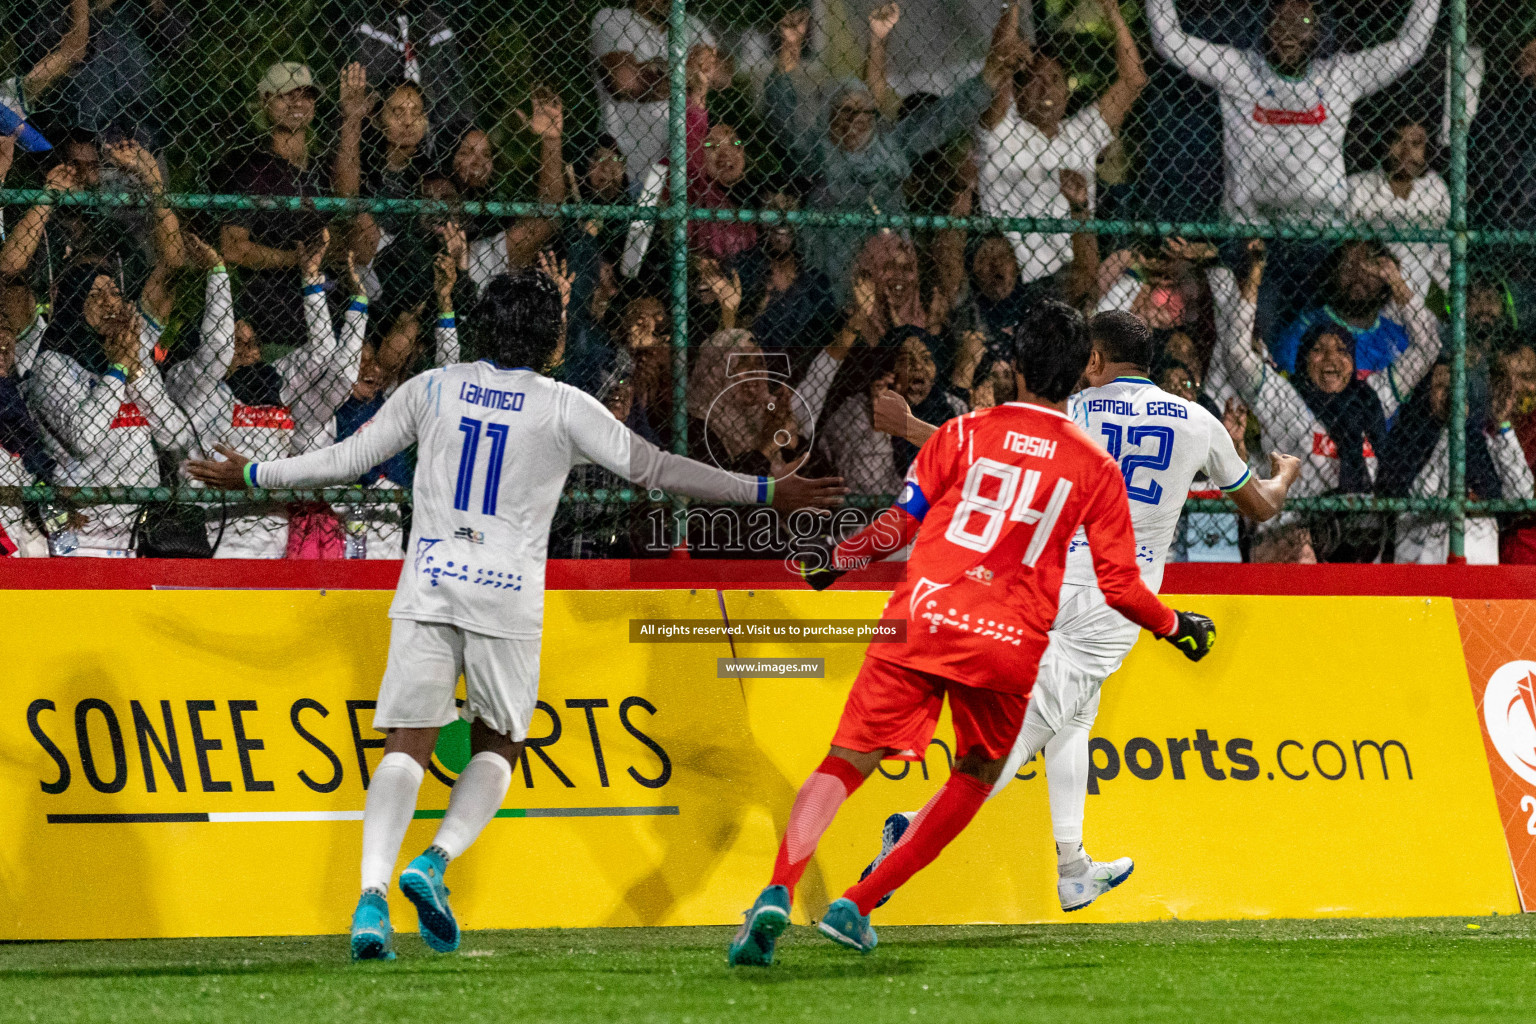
left=944, top=457, right=1073, bottom=566
left=1101, top=423, right=1173, bottom=504
left=454, top=416, right=510, bottom=515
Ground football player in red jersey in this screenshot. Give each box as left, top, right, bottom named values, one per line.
left=727, top=301, right=1215, bottom=966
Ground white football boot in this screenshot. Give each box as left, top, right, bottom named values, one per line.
left=1057, top=856, right=1135, bottom=912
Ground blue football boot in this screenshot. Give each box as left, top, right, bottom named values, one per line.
left=727, top=884, right=791, bottom=967
left=817, top=897, right=878, bottom=953
left=399, top=848, right=460, bottom=952
left=349, top=890, right=395, bottom=961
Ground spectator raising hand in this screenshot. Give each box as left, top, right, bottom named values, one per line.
left=776, top=9, right=809, bottom=74
left=865, top=3, right=903, bottom=121
left=537, top=250, right=574, bottom=319
left=296, top=227, right=330, bottom=285
left=590, top=0, right=720, bottom=174
left=434, top=250, right=458, bottom=318
left=696, top=257, right=742, bottom=331
left=0, top=130, right=16, bottom=184
left=1147, top=0, right=1439, bottom=223
left=104, top=138, right=185, bottom=272
left=516, top=87, right=565, bottom=141
left=978, top=0, right=1141, bottom=292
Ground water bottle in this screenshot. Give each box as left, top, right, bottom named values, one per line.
left=343, top=512, right=368, bottom=559
left=41, top=503, right=78, bottom=556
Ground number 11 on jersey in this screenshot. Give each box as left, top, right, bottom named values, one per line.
left=454, top=416, right=510, bottom=515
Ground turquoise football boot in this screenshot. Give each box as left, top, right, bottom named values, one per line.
left=817, top=897, right=878, bottom=953
left=349, top=890, right=395, bottom=961
left=727, top=884, right=791, bottom=967
left=399, top=848, right=460, bottom=953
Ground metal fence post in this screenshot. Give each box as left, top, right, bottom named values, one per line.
left=1448, top=0, right=1471, bottom=561
left=668, top=0, right=691, bottom=547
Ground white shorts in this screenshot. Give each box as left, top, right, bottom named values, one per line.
left=993, top=584, right=1142, bottom=791
left=377, top=618, right=542, bottom=740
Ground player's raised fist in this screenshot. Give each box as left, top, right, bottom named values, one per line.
left=1162, top=610, right=1216, bottom=662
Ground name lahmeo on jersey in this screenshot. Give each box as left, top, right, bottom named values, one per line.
left=832, top=402, right=1179, bottom=695
left=1063, top=375, right=1251, bottom=591
left=242, top=362, right=775, bottom=638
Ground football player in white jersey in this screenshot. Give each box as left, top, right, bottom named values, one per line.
left=861, top=310, right=1299, bottom=912
left=186, top=269, right=846, bottom=960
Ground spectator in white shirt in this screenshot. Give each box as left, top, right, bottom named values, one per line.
left=1347, top=114, right=1450, bottom=301
left=1211, top=246, right=1440, bottom=560
left=25, top=261, right=193, bottom=556
left=1378, top=357, right=1533, bottom=564
left=166, top=233, right=367, bottom=558
left=976, top=2, right=1146, bottom=287
left=590, top=0, right=729, bottom=182
left=1147, top=0, right=1440, bottom=224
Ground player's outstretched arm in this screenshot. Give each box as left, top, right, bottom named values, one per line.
left=184, top=377, right=422, bottom=489
left=872, top=390, right=939, bottom=446
left=796, top=505, right=921, bottom=590
left=1229, top=451, right=1302, bottom=522
left=565, top=387, right=845, bottom=510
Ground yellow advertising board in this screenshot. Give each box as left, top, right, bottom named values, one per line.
left=0, top=589, right=1516, bottom=939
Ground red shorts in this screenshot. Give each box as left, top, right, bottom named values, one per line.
left=832, top=656, right=1028, bottom=763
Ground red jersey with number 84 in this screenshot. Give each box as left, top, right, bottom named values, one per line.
left=864, top=402, right=1177, bottom=695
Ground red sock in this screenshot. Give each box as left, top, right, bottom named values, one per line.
left=843, top=771, right=990, bottom=915
left=769, top=755, right=867, bottom=896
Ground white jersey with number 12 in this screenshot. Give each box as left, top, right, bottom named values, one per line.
left=1063, top=375, right=1250, bottom=592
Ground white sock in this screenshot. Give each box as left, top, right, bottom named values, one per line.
left=1044, top=724, right=1090, bottom=874
left=430, top=751, right=513, bottom=861
left=360, top=751, right=424, bottom=894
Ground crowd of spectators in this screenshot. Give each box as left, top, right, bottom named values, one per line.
left=3, top=0, right=1536, bottom=566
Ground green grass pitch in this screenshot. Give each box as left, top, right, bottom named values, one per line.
left=2, top=917, right=1532, bottom=1023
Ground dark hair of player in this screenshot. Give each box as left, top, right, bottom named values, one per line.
left=1014, top=299, right=1090, bottom=403
left=1089, top=309, right=1155, bottom=371
left=473, top=270, right=564, bottom=371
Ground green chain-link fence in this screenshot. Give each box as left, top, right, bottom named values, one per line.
left=0, top=0, right=1531, bottom=562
